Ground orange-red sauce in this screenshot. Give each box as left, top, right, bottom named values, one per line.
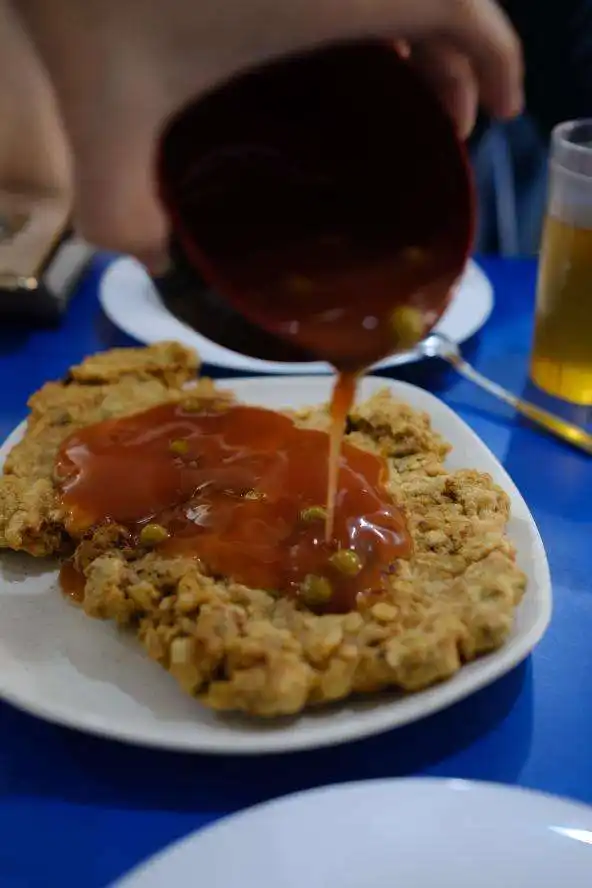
left=326, top=371, right=357, bottom=540
left=59, top=559, right=85, bottom=604
left=56, top=401, right=410, bottom=613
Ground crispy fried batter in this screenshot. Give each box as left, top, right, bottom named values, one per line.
left=0, top=345, right=527, bottom=717
left=0, top=343, right=231, bottom=555
left=63, top=340, right=200, bottom=387
left=0, top=475, right=66, bottom=556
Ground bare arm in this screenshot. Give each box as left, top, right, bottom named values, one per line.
left=11, top=0, right=522, bottom=266
left=0, top=1, right=69, bottom=194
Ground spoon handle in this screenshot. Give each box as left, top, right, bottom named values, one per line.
left=446, top=352, right=592, bottom=456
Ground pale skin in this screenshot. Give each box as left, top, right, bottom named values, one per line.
left=5, top=0, right=523, bottom=271
left=0, top=2, right=70, bottom=195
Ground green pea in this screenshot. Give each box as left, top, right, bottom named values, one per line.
left=329, top=548, right=363, bottom=576
left=300, top=505, right=328, bottom=523
left=169, top=438, right=189, bottom=456
left=139, top=523, right=170, bottom=546
left=300, top=574, right=333, bottom=607
left=389, top=306, right=424, bottom=350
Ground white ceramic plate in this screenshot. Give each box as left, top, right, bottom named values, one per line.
left=99, top=257, right=493, bottom=373
left=0, top=376, right=550, bottom=754
left=117, top=779, right=592, bottom=887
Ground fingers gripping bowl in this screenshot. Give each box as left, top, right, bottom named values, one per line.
left=0, top=344, right=549, bottom=750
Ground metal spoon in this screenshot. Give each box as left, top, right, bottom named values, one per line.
left=418, top=333, right=592, bottom=455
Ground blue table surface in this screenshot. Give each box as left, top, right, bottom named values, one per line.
left=0, top=255, right=591, bottom=886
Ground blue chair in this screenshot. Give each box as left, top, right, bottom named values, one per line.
left=472, top=116, right=548, bottom=257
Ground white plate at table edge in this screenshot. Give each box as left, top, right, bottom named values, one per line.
left=0, top=375, right=550, bottom=755
left=99, top=257, right=493, bottom=373
left=116, top=778, right=592, bottom=887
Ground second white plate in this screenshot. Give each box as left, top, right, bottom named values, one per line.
left=99, top=258, right=493, bottom=373
left=117, top=779, right=592, bottom=888
left=0, top=376, right=549, bottom=754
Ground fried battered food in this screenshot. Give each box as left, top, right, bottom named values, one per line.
left=0, top=345, right=526, bottom=717
left=0, top=342, right=231, bottom=555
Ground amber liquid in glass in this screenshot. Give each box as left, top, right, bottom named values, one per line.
left=531, top=214, right=592, bottom=404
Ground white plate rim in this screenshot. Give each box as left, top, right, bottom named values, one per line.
left=98, top=258, right=494, bottom=374
left=0, top=376, right=551, bottom=754
left=116, top=777, right=592, bottom=887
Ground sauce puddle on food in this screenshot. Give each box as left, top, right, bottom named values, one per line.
left=56, top=400, right=410, bottom=613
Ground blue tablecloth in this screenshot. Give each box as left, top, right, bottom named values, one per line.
left=0, top=256, right=591, bottom=887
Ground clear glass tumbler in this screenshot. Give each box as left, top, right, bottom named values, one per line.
left=531, top=120, right=592, bottom=404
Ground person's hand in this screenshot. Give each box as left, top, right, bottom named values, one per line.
left=12, top=0, right=523, bottom=270
left=0, top=2, right=70, bottom=198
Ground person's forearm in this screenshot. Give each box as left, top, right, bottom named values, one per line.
left=0, top=1, right=69, bottom=193
left=9, top=0, right=523, bottom=263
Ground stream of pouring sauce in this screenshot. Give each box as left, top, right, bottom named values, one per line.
left=56, top=400, right=411, bottom=614
left=325, top=372, right=357, bottom=540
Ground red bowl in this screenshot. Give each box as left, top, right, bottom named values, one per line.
left=158, top=39, right=474, bottom=369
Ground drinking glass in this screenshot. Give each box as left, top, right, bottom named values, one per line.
left=531, top=120, right=592, bottom=404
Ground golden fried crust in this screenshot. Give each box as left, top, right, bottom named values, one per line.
left=0, top=343, right=226, bottom=555
left=79, top=543, right=523, bottom=717
left=70, top=389, right=526, bottom=717
left=0, top=360, right=527, bottom=715
left=349, top=388, right=451, bottom=461
left=64, top=341, right=200, bottom=387
left=0, top=475, right=65, bottom=556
